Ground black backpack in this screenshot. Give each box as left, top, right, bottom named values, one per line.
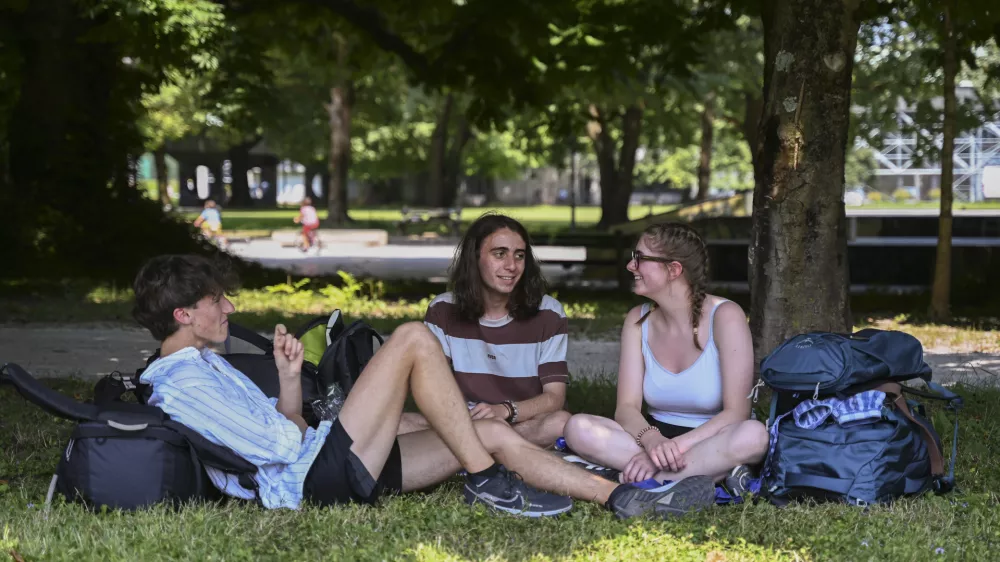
left=0, top=362, right=258, bottom=512
left=758, top=329, right=963, bottom=506
left=295, top=312, right=384, bottom=396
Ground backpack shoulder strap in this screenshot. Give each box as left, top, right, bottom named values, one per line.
left=876, top=382, right=945, bottom=476
left=165, top=420, right=257, bottom=475
left=0, top=363, right=101, bottom=422
left=225, top=323, right=273, bottom=354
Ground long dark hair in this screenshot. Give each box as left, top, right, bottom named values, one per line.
left=449, top=213, right=547, bottom=322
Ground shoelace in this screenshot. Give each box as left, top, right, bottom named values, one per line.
left=498, top=466, right=525, bottom=495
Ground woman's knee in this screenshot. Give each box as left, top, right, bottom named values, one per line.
left=563, top=414, right=606, bottom=450
left=727, top=420, right=770, bottom=463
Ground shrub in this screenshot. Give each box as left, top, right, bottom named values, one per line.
left=892, top=188, right=913, bottom=201
left=866, top=190, right=884, bottom=203
left=928, top=188, right=941, bottom=200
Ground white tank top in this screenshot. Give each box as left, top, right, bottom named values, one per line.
left=641, top=300, right=727, bottom=428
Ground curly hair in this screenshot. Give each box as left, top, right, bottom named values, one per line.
left=132, top=254, right=240, bottom=341
left=449, top=213, right=547, bottom=322
left=636, top=222, right=711, bottom=350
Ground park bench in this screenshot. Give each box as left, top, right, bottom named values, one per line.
left=396, top=207, right=462, bottom=237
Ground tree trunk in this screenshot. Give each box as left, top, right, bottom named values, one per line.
left=325, top=79, right=353, bottom=226
left=227, top=140, right=254, bottom=208
left=592, top=104, right=642, bottom=229
left=744, top=93, right=764, bottom=172
left=428, top=93, right=454, bottom=207
left=697, top=92, right=717, bottom=200
left=930, top=0, right=957, bottom=321
left=154, top=146, right=170, bottom=207
left=589, top=105, right=617, bottom=228
left=749, top=0, right=861, bottom=365
left=442, top=114, right=473, bottom=208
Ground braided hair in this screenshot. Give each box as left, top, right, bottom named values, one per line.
left=636, top=222, right=710, bottom=350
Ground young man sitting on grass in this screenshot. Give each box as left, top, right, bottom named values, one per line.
left=399, top=214, right=571, bottom=447
left=131, top=254, right=717, bottom=518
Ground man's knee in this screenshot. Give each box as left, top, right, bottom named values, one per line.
left=544, top=410, right=572, bottom=436
left=390, top=322, right=441, bottom=355
left=473, top=418, right=519, bottom=452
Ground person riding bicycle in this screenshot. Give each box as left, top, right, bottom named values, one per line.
left=294, top=197, right=321, bottom=252
left=193, top=199, right=228, bottom=248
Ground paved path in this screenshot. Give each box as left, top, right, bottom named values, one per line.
left=226, top=239, right=588, bottom=282
left=2, top=325, right=997, bottom=387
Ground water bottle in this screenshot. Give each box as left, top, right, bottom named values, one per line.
left=311, top=382, right=346, bottom=422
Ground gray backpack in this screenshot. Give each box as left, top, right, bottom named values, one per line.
left=759, top=329, right=963, bottom=506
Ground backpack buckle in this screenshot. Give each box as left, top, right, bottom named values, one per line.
left=934, top=477, right=954, bottom=494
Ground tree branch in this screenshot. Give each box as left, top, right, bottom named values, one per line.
left=286, top=0, right=432, bottom=78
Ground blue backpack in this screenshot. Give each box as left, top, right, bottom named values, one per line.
left=758, top=329, right=963, bottom=506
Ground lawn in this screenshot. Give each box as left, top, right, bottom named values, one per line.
left=182, top=205, right=680, bottom=234
left=3, top=275, right=999, bottom=560
left=1, top=375, right=996, bottom=561
left=3, top=276, right=1000, bottom=348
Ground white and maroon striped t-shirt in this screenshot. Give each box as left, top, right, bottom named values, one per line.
left=423, top=292, right=569, bottom=404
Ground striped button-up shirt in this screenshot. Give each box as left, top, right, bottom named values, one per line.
left=140, top=347, right=332, bottom=510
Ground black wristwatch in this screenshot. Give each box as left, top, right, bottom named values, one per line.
left=503, top=400, right=518, bottom=424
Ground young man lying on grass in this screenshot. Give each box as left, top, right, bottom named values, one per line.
left=131, top=254, right=716, bottom=518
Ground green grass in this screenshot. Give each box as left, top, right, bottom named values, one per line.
left=0, top=277, right=635, bottom=339
left=182, top=205, right=679, bottom=234
left=3, top=278, right=1000, bottom=348
left=2, top=377, right=998, bottom=561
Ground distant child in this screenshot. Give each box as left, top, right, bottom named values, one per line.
left=294, top=197, right=321, bottom=251
left=193, top=200, right=227, bottom=247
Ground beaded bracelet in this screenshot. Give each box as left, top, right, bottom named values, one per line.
left=634, top=425, right=661, bottom=447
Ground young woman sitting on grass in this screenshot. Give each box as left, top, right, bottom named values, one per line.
left=563, top=222, right=769, bottom=496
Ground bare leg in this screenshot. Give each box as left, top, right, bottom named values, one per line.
left=336, top=323, right=494, bottom=480
left=563, top=414, right=643, bottom=470
left=512, top=410, right=572, bottom=448
left=648, top=420, right=770, bottom=482
left=564, top=414, right=770, bottom=483
left=397, top=412, right=429, bottom=435
left=398, top=419, right=618, bottom=504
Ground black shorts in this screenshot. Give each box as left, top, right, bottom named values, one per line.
left=303, top=418, right=403, bottom=506
left=649, top=418, right=694, bottom=439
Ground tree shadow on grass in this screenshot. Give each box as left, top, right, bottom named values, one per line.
left=5, top=380, right=1000, bottom=561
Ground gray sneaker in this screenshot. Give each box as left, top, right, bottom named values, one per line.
left=608, top=475, right=716, bottom=519
left=464, top=466, right=573, bottom=518
left=724, top=465, right=753, bottom=498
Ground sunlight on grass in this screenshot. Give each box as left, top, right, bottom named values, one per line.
left=856, top=314, right=1000, bottom=353
left=0, top=281, right=983, bottom=349
left=180, top=205, right=679, bottom=233
left=406, top=526, right=806, bottom=561
left=3, top=378, right=999, bottom=562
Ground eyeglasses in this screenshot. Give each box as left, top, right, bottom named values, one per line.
left=631, top=250, right=674, bottom=264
